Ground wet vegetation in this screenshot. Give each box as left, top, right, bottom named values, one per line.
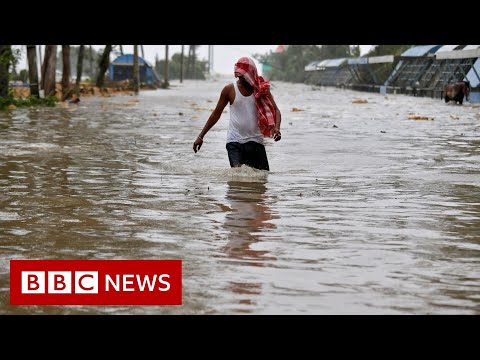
left=0, top=94, right=58, bottom=110
left=254, top=45, right=411, bottom=83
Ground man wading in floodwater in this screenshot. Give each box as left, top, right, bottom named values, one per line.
left=193, top=57, right=282, bottom=171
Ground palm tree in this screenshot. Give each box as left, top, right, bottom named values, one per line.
left=41, top=45, right=57, bottom=97
left=96, top=45, right=112, bottom=88
left=26, top=45, right=39, bottom=97
left=74, top=45, right=85, bottom=97
left=61, top=45, right=72, bottom=100
left=0, top=45, right=11, bottom=97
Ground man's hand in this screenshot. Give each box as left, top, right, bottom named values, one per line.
left=272, top=127, right=282, bottom=142
left=193, top=137, right=203, bottom=153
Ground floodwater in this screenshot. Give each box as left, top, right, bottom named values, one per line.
left=1, top=78, right=479, bottom=314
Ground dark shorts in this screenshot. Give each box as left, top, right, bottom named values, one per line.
left=226, top=141, right=270, bottom=171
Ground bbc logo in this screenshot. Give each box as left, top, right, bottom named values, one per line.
left=22, top=271, right=98, bottom=294
left=11, top=260, right=182, bottom=305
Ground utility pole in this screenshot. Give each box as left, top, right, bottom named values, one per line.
left=38, top=45, right=43, bottom=68
left=38, top=45, right=43, bottom=90
left=180, top=45, right=184, bottom=83
left=192, top=46, right=196, bottom=80
left=119, top=45, right=124, bottom=55
left=163, top=45, right=169, bottom=88
left=207, top=45, right=214, bottom=75
left=211, top=45, right=214, bottom=75
left=141, top=45, right=145, bottom=59
left=89, top=45, right=93, bottom=78
left=208, top=45, right=211, bottom=75
left=133, top=45, right=139, bottom=95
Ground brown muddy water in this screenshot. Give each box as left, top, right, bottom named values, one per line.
left=1, top=79, right=479, bottom=314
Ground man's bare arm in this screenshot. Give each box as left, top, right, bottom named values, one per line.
left=193, top=85, right=230, bottom=153
left=267, top=89, right=282, bottom=141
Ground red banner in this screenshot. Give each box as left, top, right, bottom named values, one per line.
left=10, top=260, right=182, bottom=305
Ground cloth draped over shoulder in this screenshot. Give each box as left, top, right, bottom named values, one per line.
left=234, top=57, right=276, bottom=137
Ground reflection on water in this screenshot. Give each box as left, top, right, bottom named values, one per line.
left=223, top=180, right=275, bottom=262
left=222, top=180, right=276, bottom=313
left=0, top=79, right=479, bottom=314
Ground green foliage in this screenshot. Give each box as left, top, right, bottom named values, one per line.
left=9, top=69, right=28, bottom=82
left=366, top=45, right=413, bottom=56
left=364, top=45, right=413, bottom=80
left=0, top=47, right=12, bottom=67
left=254, top=45, right=360, bottom=83
left=3, top=46, right=23, bottom=79
left=57, top=45, right=100, bottom=80
left=10, top=47, right=22, bottom=70
left=254, top=45, right=414, bottom=83
left=0, top=95, right=58, bottom=110
left=350, top=45, right=361, bottom=57
left=155, top=53, right=208, bottom=80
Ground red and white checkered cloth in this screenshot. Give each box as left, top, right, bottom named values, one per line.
left=234, top=57, right=276, bottom=137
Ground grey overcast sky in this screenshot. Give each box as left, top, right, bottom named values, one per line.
left=15, top=45, right=373, bottom=76
left=117, top=45, right=373, bottom=75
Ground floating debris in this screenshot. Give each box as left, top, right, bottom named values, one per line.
left=291, top=107, right=304, bottom=112
left=178, top=112, right=183, bottom=116
left=332, top=125, right=338, bottom=128
left=110, top=102, right=137, bottom=107
left=450, top=115, right=460, bottom=120
left=408, top=115, right=434, bottom=121
left=352, top=99, right=368, bottom=104
left=380, top=130, right=386, bottom=133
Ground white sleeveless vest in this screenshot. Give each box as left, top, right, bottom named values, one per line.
left=226, top=81, right=263, bottom=144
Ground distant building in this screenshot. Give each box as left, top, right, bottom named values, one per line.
left=109, top=54, right=161, bottom=86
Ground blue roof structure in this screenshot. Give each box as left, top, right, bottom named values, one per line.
left=109, top=54, right=161, bottom=85
left=111, top=54, right=151, bottom=66
left=305, top=61, right=321, bottom=71
left=384, top=46, right=442, bottom=86
left=305, top=58, right=348, bottom=71
left=401, top=45, right=442, bottom=56
left=436, top=45, right=460, bottom=53
left=348, top=57, right=368, bottom=65
left=322, top=58, right=348, bottom=67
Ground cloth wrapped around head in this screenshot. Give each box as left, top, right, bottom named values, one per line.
left=234, top=57, right=276, bottom=137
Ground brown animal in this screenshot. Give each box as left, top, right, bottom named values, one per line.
left=444, top=81, right=470, bottom=105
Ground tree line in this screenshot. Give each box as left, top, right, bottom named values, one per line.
left=155, top=47, right=208, bottom=80
left=0, top=45, right=116, bottom=101
left=0, top=45, right=209, bottom=105
left=254, top=45, right=411, bottom=83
